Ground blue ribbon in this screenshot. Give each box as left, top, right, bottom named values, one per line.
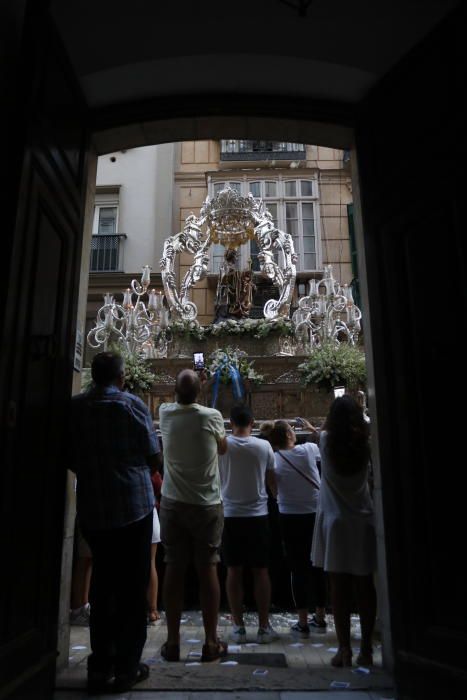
left=211, top=359, right=244, bottom=408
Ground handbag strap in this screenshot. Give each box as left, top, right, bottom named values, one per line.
left=277, top=450, right=321, bottom=490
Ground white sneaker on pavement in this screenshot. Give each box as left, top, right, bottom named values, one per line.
left=231, top=625, right=247, bottom=643
left=69, top=603, right=90, bottom=626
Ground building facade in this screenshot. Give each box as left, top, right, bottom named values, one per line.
left=86, top=139, right=354, bottom=352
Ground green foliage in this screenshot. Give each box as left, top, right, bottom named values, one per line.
left=298, top=343, right=367, bottom=391
left=83, top=347, right=159, bottom=395
left=121, top=350, right=159, bottom=394
left=80, top=368, right=92, bottom=392
left=207, top=347, right=264, bottom=386
left=170, top=319, right=206, bottom=341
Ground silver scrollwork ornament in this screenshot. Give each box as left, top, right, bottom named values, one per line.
left=160, top=187, right=297, bottom=322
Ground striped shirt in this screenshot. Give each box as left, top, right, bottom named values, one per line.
left=69, top=385, right=159, bottom=530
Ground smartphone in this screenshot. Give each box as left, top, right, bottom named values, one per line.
left=193, top=352, right=205, bottom=371
left=295, top=417, right=304, bottom=427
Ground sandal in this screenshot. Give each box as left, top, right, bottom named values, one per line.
left=148, top=609, right=160, bottom=623
left=331, top=647, right=353, bottom=667
left=113, top=662, right=149, bottom=692
left=356, top=649, right=373, bottom=666
left=201, top=638, right=228, bottom=662
left=160, top=641, right=180, bottom=662
left=87, top=669, right=114, bottom=694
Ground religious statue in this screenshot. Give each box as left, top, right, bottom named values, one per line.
left=213, top=249, right=256, bottom=323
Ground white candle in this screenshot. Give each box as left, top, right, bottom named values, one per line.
left=141, top=265, right=151, bottom=288
left=148, top=289, right=157, bottom=310
left=160, top=309, right=169, bottom=330
left=123, top=288, right=132, bottom=308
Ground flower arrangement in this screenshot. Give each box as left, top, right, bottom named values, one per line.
left=206, top=347, right=265, bottom=386
left=169, top=317, right=294, bottom=340
left=297, top=343, right=367, bottom=391
left=121, top=350, right=159, bottom=394
left=81, top=347, right=159, bottom=395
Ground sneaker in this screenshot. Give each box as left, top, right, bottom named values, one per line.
left=290, top=621, right=310, bottom=638
left=231, top=625, right=247, bottom=643
left=309, top=613, right=327, bottom=631
left=70, top=603, right=90, bottom=626
left=257, top=625, right=279, bottom=644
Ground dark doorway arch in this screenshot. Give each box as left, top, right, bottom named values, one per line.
left=1, top=3, right=465, bottom=699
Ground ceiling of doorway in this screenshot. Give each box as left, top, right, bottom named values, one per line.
left=50, top=0, right=458, bottom=110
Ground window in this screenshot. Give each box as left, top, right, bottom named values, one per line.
left=220, top=140, right=306, bottom=160
left=93, top=205, right=118, bottom=234
left=91, top=194, right=122, bottom=272
left=209, top=176, right=319, bottom=272
left=213, top=181, right=241, bottom=195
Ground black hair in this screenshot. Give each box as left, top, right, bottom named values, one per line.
left=230, top=403, right=253, bottom=427
left=324, top=395, right=370, bottom=475
left=91, top=352, right=124, bottom=387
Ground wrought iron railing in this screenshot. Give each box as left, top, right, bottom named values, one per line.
left=220, top=140, right=306, bottom=161
left=90, top=234, right=127, bottom=272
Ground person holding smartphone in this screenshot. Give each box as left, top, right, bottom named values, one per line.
left=158, top=369, right=228, bottom=663
left=268, top=419, right=327, bottom=637
left=193, top=352, right=205, bottom=372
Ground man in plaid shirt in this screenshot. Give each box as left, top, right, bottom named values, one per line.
left=69, top=351, right=161, bottom=693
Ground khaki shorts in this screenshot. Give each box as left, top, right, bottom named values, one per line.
left=159, top=497, right=224, bottom=566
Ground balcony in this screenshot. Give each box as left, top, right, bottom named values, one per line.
left=220, top=140, right=306, bottom=163
left=89, top=234, right=127, bottom=273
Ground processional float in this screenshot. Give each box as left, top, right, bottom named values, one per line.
left=86, top=186, right=362, bottom=358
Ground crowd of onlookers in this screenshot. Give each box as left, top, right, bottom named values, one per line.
left=68, top=352, right=376, bottom=693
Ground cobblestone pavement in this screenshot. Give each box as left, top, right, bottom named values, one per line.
left=55, top=611, right=394, bottom=699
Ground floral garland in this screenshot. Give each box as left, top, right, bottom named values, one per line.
left=206, top=347, right=265, bottom=386
left=169, top=319, right=206, bottom=340
left=170, top=317, right=294, bottom=341
left=297, top=343, right=367, bottom=391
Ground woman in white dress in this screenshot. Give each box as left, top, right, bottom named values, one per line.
left=311, top=395, right=376, bottom=667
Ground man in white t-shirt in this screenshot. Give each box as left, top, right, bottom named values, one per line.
left=218, top=404, right=279, bottom=644
left=159, top=369, right=228, bottom=663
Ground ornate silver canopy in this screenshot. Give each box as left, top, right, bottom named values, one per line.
left=160, top=187, right=297, bottom=321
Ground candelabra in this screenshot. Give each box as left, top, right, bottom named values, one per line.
left=292, top=265, right=361, bottom=350
left=87, top=266, right=171, bottom=358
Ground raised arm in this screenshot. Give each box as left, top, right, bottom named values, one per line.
left=217, top=436, right=228, bottom=455
left=266, top=469, right=277, bottom=499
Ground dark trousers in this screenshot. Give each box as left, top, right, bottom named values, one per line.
left=279, top=512, right=327, bottom=610
left=82, top=511, right=153, bottom=676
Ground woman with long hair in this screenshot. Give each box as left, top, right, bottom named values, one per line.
left=311, top=395, right=376, bottom=667
left=268, top=420, right=327, bottom=636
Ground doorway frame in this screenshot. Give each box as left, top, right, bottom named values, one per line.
left=59, top=112, right=392, bottom=674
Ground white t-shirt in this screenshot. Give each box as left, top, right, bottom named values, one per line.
left=159, top=402, right=225, bottom=506
left=219, top=435, right=275, bottom=517
left=274, top=442, right=321, bottom=514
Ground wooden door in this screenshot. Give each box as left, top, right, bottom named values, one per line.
left=356, top=7, right=466, bottom=699
left=0, top=6, right=90, bottom=698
